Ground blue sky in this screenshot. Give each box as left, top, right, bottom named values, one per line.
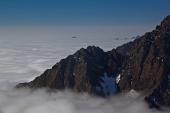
left=0, top=0, right=169, bottom=26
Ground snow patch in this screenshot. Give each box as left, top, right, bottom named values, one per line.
left=116, top=74, right=121, bottom=83
left=98, top=73, right=118, bottom=96
left=127, top=89, right=140, bottom=98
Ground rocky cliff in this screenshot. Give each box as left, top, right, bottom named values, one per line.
left=17, top=15, right=170, bottom=108
left=118, top=15, right=170, bottom=107
left=17, top=46, right=125, bottom=96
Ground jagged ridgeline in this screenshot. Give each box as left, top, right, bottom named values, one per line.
left=17, top=15, right=170, bottom=108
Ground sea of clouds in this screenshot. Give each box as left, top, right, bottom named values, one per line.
left=0, top=26, right=168, bottom=113
left=1, top=87, right=169, bottom=113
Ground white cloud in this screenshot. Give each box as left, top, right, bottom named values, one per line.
left=0, top=87, right=169, bottom=113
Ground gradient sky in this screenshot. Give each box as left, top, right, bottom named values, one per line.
left=0, top=0, right=169, bottom=26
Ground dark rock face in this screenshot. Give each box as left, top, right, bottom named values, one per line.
left=17, top=46, right=125, bottom=96
left=116, top=41, right=135, bottom=56
left=17, top=15, right=170, bottom=107
left=118, top=15, right=170, bottom=107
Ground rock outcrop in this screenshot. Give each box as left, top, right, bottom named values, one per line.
left=118, top=15, right=170, bottom=107
left=17, top=15, right=170, bottom=108
left=17, top=46, right=125, bottom=96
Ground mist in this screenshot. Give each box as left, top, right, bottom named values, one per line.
left=0, top=86, right=169, bottom=113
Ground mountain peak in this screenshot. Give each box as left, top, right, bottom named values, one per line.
left=162, top=15, right=170, bottom=23
left=17, top=15, right=170, bottom=108
left=157, top=15, right=170, bottom=31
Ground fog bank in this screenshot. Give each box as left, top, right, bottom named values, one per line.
left=0, top=87, right=169, bottom=113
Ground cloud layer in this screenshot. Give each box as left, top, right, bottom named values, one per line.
left=0, top=87, right=169, bottom=113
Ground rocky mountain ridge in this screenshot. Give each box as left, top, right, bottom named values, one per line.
left=17, top=46, right=125, bottom=96
left=17, top=15, right=170, bottom=108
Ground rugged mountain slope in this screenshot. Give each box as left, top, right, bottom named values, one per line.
left=17, top=46, right=125, bottom=96
left=118, top=15, right=170, bottom=107
left=17, top=15, right=170, bottom=107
